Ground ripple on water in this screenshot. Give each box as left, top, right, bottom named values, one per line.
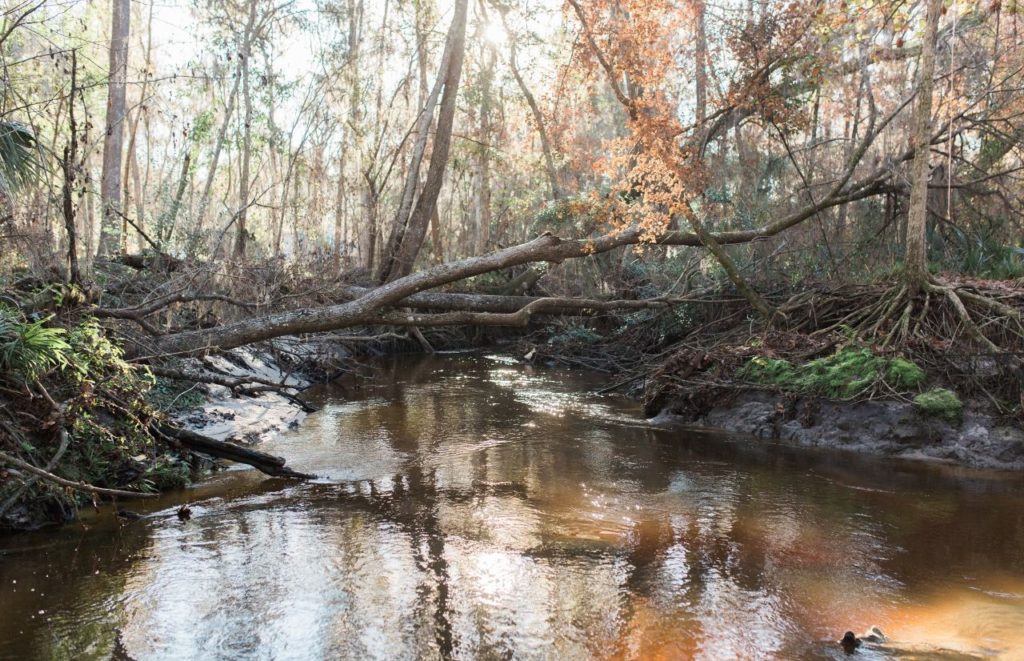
left=4, top=354, right=1024, bottom=660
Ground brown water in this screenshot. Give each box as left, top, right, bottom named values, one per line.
left=3, top=353, right=1024, bottom=660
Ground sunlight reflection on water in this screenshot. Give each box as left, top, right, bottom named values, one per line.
left=2, top=354, right=1024, bottom=659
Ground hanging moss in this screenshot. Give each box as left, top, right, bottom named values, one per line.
left=914, top=388, right=963, bottom=424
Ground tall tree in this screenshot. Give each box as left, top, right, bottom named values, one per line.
left=233, top=0, right=258, bottom=259
left=97, top=0, right=130, bottom=257
left=693, top=0, right=707, bottom=125
left=905, top=0, right=943, bottom=294
left=377, top=0, right=469, bottom=283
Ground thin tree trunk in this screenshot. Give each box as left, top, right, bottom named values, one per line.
left=362, top=178, right=378, bottom=271
left=196, top=6, right=256, bottom=237
left=376, top=3, right=450, bottom=282
left=504, top=13, right=561, bottom=201
left=380, top=0, right=468, bottom=283
left=62, top=50, right=81, bottom=284
left=232, top=0, right=257, bottom=260
left=905, top=0, right=942, bottom=294
left=333, top=148, right=346, bottom=263
left=291, top=161, right=304, bottom=255
left=164, top=152, right=191, bottom=245
left=123, top=0, right=154, bottom=253
left=473, top=41, right=494, bottom=256
left=694, top=0, right=708, bottom=125
left=97, top=0, right=130, bottom=257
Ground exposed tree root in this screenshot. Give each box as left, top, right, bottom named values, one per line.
left=541, top=277, right=1024, bottom=420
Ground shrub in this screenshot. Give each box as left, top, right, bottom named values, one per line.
left=0, top=306, right=71, bottom=382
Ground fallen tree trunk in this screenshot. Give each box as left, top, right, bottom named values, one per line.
left=125, top=132, right=905, bottom=360
left=334, top=285, right=706, bottom=314
left=155, top=424, right=313, bottom=479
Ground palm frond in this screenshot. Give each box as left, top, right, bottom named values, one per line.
left=0, top=120, right=43, bottom=194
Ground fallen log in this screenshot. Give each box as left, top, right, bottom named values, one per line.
left=0, top=448, right=158, bottom=500
left=155, top=424, right=314, bottom=479
left=146, top=365, right=318, bottom=413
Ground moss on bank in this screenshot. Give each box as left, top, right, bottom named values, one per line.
left=738, top=346, right=926, bottom=399
left=914, top=388, right=964, bottom=424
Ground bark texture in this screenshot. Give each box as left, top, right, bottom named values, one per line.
left=97, top=0, right=130, bottom=257
left=905, top=0, right=943, bottom=293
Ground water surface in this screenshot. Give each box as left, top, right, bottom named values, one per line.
left=2, top=354, right=1024, bottom=659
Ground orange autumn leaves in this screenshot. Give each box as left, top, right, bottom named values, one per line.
left=559, top=0, right=823, bottom=243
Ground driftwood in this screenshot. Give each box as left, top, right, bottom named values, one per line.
left=0, top=448, right=157, bottom=499
left=155, top=424, right=313, bottom=479
left=146, top=365, right=318, bottom=412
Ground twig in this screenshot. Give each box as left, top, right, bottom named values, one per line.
left=0, top=448, right=156, bottom=499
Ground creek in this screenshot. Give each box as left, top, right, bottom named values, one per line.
left=2, top=354, right=1024, bottom=659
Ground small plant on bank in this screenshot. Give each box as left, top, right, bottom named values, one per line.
left=913, top=388, right=964, bottom=424
left=0, top=305, right=72, bottom=383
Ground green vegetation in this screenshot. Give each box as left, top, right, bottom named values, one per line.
left=739, top=346, right=926, bottom=399
left=146, top=377, right=207, bottom=413
left=913, top=388, right=964, bottom=424
left=547, top=324, right=603, bottom=346
left=0, top=121, right=42, bottom=193
left=1, top=308, right=193, bottom=527
left=0, top=307, right=72, bottom=382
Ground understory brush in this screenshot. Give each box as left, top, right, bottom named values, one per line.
left=1, top=302, right=190, bottom=530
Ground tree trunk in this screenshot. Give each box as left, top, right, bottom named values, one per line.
left=694, top=0, right=708, bottom=125
left=905, top=0, right=943, bottom=294
left=163, top=152, right=191, bottom=245
left=62, top=50, right=81, bottom=285
left=378, top=0, right=468, bottom=283
left=362, top=178, right=379, bottom=271
left=97, top=0, right=130, bottom=258
left=504, top=13, right=561, bottom=201
left=472, top=40, right=494, bottom=256
left=196, top=5, right=256, bottom=239
left=232, top=0, right=257, bottom=260
left=376, top=1, right=451, bottom=282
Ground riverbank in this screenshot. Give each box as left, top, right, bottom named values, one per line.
left=521, top=278, right=1024, bottom=472
left=3, top=272, right=1023, bottom=531
left=649, top=391, right=1024, bottom=471
left=192, top=341, right=1024, bottom=472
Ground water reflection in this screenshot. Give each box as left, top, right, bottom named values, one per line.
left=2, top=354, right=1024, bottom=659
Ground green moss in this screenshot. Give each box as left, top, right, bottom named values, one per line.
left=740, top=346, right=928, bottom=399
left=886, top=358, right=926, bottom=388
left=743, top=356, right=796, bottom=385
left=914, top=388, right=963, bottom=424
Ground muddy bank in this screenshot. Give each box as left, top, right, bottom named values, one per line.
left=170, top=342, right=318, bottom=444
left=650, top=391, right=1024, bottom=471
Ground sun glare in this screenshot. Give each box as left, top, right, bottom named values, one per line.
left=483, top=18, right=507, bottom=47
